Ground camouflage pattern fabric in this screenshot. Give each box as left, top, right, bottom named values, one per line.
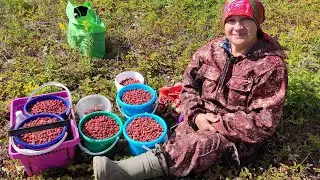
left=162, top=33, right=288, bottom=177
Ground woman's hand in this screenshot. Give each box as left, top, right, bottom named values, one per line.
left=194, top=113, right=218, bottom=132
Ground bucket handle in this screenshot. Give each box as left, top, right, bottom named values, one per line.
left=27, top=82, right=73, bottom=115
left=141, top=135, right=168, bottom=152
left=78, top=137, right=120, bottom=156
left=116, top=99, right=159, bottom=119
left=142, top=145, right=152, bottom=151
left=10, top=131, right=68, bottom=156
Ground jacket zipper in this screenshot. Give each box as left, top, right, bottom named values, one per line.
left=213, top=39, right=236, bottom=114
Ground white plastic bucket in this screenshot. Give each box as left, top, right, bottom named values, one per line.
left=76, top=94, right=112, bottom=119
left=115, top=71, right=144, bottom=92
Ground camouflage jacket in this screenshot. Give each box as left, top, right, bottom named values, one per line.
left=180, top=33, right=288, bottom=143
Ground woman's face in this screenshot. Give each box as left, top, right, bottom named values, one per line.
left=224, top=15, right=258, bottom=48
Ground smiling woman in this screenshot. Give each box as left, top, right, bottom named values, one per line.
left=224, top=16, right=258, bottom=56
left=92, top=0, right=289, bottom=179
left=222, top=0, right=265, bottom=57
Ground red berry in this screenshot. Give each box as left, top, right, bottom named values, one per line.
left=30, top=100, right=66, bottom=115
left=121, top=89, right=152, bottom=105
left=120, top=78, right=141, bottom=86
left=20, top=117, right=63, bottom=145
left=126, top=117, right=163, bottom=142
left=82, top=115, right=119, bottom=140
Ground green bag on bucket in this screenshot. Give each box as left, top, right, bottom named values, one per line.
left=66, top=1, right=106, bottom=58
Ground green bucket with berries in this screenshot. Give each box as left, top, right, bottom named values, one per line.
left=78, top=111, right=123, bottom=156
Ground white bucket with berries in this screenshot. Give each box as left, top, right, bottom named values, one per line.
left=115, top=71, right=144, bottom=92
left=75, top=94, right=112, bottom=119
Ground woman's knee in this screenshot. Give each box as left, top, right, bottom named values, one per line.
left=194, top=133, right=223, bottom=157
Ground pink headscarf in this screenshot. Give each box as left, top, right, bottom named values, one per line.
left=222, top=0, right=265, bottom=28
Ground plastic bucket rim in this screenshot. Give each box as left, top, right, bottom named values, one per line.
left=117, top=84, right=157, bottom=108
left=123, top=113, right=168, bottom=146
left=78, top=112, right=123, bottom=142
left=76, top=94, right=112, bottom=118
left=23, top=95, right=71, bottom=117
left=123, top=113, right=167, bottom=146
left=13, top=113, right=67, bottom=149
left=116, top=84, right=157, bottom=108
left=76, top=94, right=112, bottom=109
left=78, top=136, right=120, bottom=156
left=78, top=111, right=123, bottom=143
left=115, top=71, right=144, bottom=87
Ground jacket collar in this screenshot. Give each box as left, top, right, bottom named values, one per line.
left=219, top=33, right=286, bottom=61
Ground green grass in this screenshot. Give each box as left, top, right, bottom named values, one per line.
left=0, top=0, right=319, bottom=179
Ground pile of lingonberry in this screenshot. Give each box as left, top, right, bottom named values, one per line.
left=29, top=100, right=66, bottom=115
left=121, top=89, right=152, bottom=105
left=126, top=116, right=163, bottom=142
left=120, top=78, right=140, bottom=86
left=82, top=115, right=119, bottom=140
left=20, top=117, right=63, bottom=145
left=84, top=107, right=103, bottom=115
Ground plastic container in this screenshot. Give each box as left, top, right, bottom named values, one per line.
left=78, top=136, right=119, bottom=156
left=115, top=71, right=144, bottom=91
left=123, top=113, right=168, bottom=156
left=116, top=84, right=158, bottom=118
left=13, top=113, right=67, bottom=149
left=24, top=95, right=71, bottom=119
left=76, top=94, right=112, bottom=119
left=10, top=132, right=68, bottom=156
left=15, top=111, right=26, bottom=125
left=23, top=82, right=72, bottom=119
left=78, top=111, right=123, bottom=155
left=8, top=91, right=80, bottom=176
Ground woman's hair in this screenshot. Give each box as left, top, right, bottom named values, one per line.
left=257, top=28, right=264, bottom=39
